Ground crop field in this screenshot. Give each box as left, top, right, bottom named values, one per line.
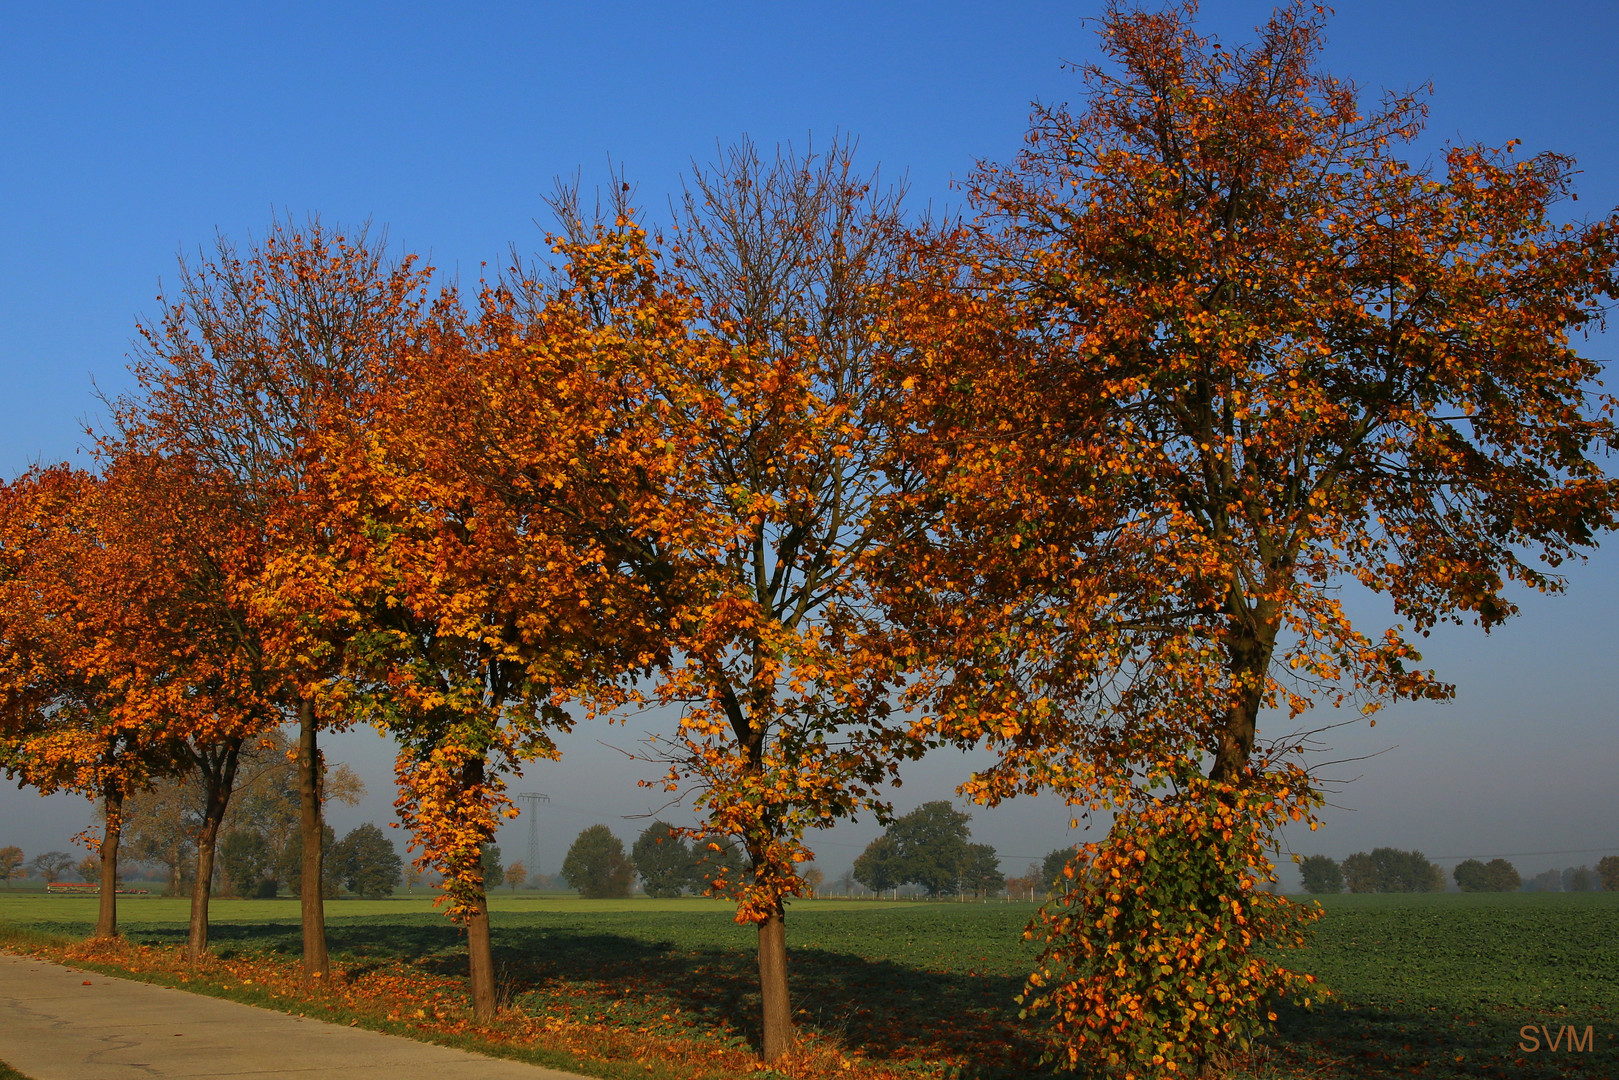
left=1, top=891, right=1614, bottom=1078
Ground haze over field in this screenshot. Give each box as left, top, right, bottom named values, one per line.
left=2, top=1, right=1614, bottom=887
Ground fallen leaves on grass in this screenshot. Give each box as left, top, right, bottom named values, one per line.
left=35, top=937, right=987, bottom=1080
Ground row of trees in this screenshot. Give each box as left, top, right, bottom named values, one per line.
left=553, top=822, right=747, bottom=899
left=1524, top=862, right=1615, bottom=892
left=0, top=846, right=93, bottom=885
left=1299, top=849, right=1445, bottom=893
left=1, top=822, right=403, bottom=899
left=4, top=3, right=1616, bottom=1069
left=1299, top=852, right=1619, bottom=893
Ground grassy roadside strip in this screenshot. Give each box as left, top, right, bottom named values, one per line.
left=0, top=1062, right=38, bottom=1080
left=0, top=925, right=918, bottom=1080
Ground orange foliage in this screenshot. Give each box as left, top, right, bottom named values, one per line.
left=878, top=1, right=1619, bottom=1072
left=0, top=466, right=183, bottom=807
left=112, top=215, right=437, bottom=974
left=891, top=0, right=1618, bottom=797
left=0, top=457, right=275, bottom=808
left=1022, top=766, right=1324, bottom=1077
left=299, top=225, right=699, bottom=922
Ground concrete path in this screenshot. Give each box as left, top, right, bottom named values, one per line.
left=0, top=952, right=593, bottom=1080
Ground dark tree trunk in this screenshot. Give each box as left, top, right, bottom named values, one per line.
left=730, top=687, right=796, bottom=1063
left=297, top=697, right=329, bottom=979
left=186, top=741, right=240, bottom=962
left=757, top=906, right=794, bottom=1060
left=94, top=786, right=123, bottom=939
left=462, top=753, right=496, bottom=1022
left=1209, top=602, right=1281, bottom=784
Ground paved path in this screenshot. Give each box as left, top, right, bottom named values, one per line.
left=0, top=952, right=593, bottom=1080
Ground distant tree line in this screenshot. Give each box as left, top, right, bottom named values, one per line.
left=544, top=822, right=747, bottom=900
left=1297, top=852, right=1618, bottom=894
left=549, top=808, right=1015, bottom=902
left=0, top=734, right=404, bottom=899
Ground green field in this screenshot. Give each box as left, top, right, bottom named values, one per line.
left=1, top=891, right=1614, bottom=1078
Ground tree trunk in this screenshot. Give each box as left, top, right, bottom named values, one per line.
left=94, top=786, right=123, bottom=939
left=466, top=893, right=497, bottom=1022
left=186, top=744, right=239, bottom=962
left=186, top=804, right=223, bottom=961
left=462, top=753, right=497, bottom=1022
left=757, top=906, right=794, bottom=1061
left=1209, top=605, right=1281, bottom=784
left=169, top=844, right=184, bottom=898
left=297, top=698, right=329, bottom=979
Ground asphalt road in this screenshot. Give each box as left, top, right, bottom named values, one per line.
left=0, top=951, right=594, bottom=1080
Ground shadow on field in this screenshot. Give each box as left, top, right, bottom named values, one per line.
left=1256, top=1001, right=1617, bottom=1080
left=118, top=915, right=1052, bottom=1077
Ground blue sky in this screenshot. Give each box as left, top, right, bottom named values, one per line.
left=1, top=1, right=1615, bottom=885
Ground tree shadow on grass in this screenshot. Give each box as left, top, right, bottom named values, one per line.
left=74, top=908, right=1615, bottom=1080
left=449, top=920, right=1051, bottom=1077
left=107, top=915, right=1055, bottom=1077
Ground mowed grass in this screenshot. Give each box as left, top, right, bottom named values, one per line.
left=1, top=890, right=1614, bottom=1078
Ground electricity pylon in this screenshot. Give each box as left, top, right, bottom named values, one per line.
left=515, top=791, right=551, bottom=880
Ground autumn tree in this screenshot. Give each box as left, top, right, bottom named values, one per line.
left=504, top=861, right=528, bottom=891
left=114, top=215, right=432, bottom=977
left=302, top=265, right=676, bottom=1020
left=0, top=463, right=226, bottom=939
left=619, top=138, right=921, bottom=1060
left=0, top=468, right=155, bottom=930
left=0, top=847, right=20, bottom=887
left=882, top=2, right=1619, bottom=1071
left=94, top=451, right=289, bottom=960
left=345, top=143, right=919, bottom=1054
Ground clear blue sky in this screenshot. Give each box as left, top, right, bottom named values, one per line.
left=1, top=1, right=1614, bottom=886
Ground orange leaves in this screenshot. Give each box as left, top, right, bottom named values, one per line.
left=1020, top=769, right=1324, bottom=1075
left=882, top=0, right=1619, bottom=826
left=0, top=458, right=271, bottom=806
